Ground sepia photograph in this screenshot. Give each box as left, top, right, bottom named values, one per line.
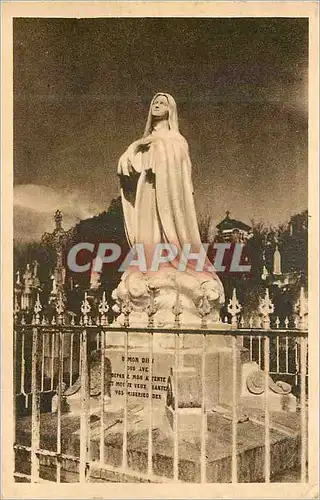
left=1, top=1, right=319, bottom=498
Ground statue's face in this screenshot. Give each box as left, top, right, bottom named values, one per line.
left=151, top=95, right=169, bottom=119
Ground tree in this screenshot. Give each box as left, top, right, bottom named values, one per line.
left=65, top=196, right=129, bottom=295
left=13, top=240, right=55, bottom=283
left=198, top=213, right=214, bottom=243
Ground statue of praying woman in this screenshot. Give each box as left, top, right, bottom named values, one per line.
left=115, top=93, right=225, bottom=327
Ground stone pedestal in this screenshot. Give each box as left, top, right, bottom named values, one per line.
left=55, top=326, right=297, bottom=426
left=105, top=321, right=243, bottom=414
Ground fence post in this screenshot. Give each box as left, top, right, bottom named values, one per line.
left=172, top=292, right=182, bottom=482
left=173, top=331, right=179, bottom=482
left=259, top=288, right=274, bottom=483
left=31, top=326, right=40, bottom=482
left=297, top=286, right=308, bottom=482
left=227, top=288, right=242, bottom=328
left=56, top=330, right=64, bottom=482
left=227, top=288, right=242, bottom=483
left=231, top=335, right=238, bottom=483
left=121, top=297, right=132, bottom=471
left=79, top=328, right=89, bottom=483
left=300, top=335, right=307, bottom=483
left=79, top=293, right=91, bottom=483
left=98, top=291, right=109, bottom=467
left=99, top=329, right=105, bottom=467
left=56, top=294, right=65, bottom=482
left=264, top=335, right=270, bottom=483
left=146, top=286, right=157, bottom=477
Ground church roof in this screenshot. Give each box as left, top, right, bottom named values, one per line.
left=216, top=212, right=252, bottom=232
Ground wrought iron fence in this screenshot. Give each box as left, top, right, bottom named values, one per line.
left=13, top=286, right=308, bottom=484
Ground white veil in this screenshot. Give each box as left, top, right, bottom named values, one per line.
left=143, top=92, right=181, bottom=137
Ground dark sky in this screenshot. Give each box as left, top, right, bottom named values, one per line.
left=13, top=17, right=308, bottom=241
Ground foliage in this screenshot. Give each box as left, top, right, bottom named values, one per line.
left=68, top=196, right=129, bottom=294
left=198, top=214, right=214, bottom=243
left=13, top=241, right=55, bottom=282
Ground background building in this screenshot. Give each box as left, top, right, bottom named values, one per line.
left=216, top=211, right=252, bottom=242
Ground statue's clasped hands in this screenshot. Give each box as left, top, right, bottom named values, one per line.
left=123, top=135, right=154, bottom=174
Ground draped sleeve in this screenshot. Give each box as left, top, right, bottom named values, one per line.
left=117, top=140, right=144, bottom=176
left=117, top=140, right=142, bottom=246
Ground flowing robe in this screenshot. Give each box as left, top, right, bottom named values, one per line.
left=117, top=129, right=224, bottom=301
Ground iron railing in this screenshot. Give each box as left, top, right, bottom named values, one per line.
left=13, top=287, right=308, bottom=484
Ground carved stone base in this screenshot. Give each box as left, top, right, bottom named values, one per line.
left=112, top=268, right=224, bottom=329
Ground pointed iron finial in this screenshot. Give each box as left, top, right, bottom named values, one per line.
left=259, top=288, right=274, bottom=329
left=227, top=288, right=242, bottom=327
left=56, top=292, right=65, bottom=325
left=98, top=291, right=109, bottom=326
left=81, top=292, right=91, bottom=326
left=70, top=313, right=76, bottom=326
left=33, top=293, right=42, bottom=325
left=172, top=291, right=183, bottom=328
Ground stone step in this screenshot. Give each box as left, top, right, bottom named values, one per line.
left=15, top=409, right=303, bottom=483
